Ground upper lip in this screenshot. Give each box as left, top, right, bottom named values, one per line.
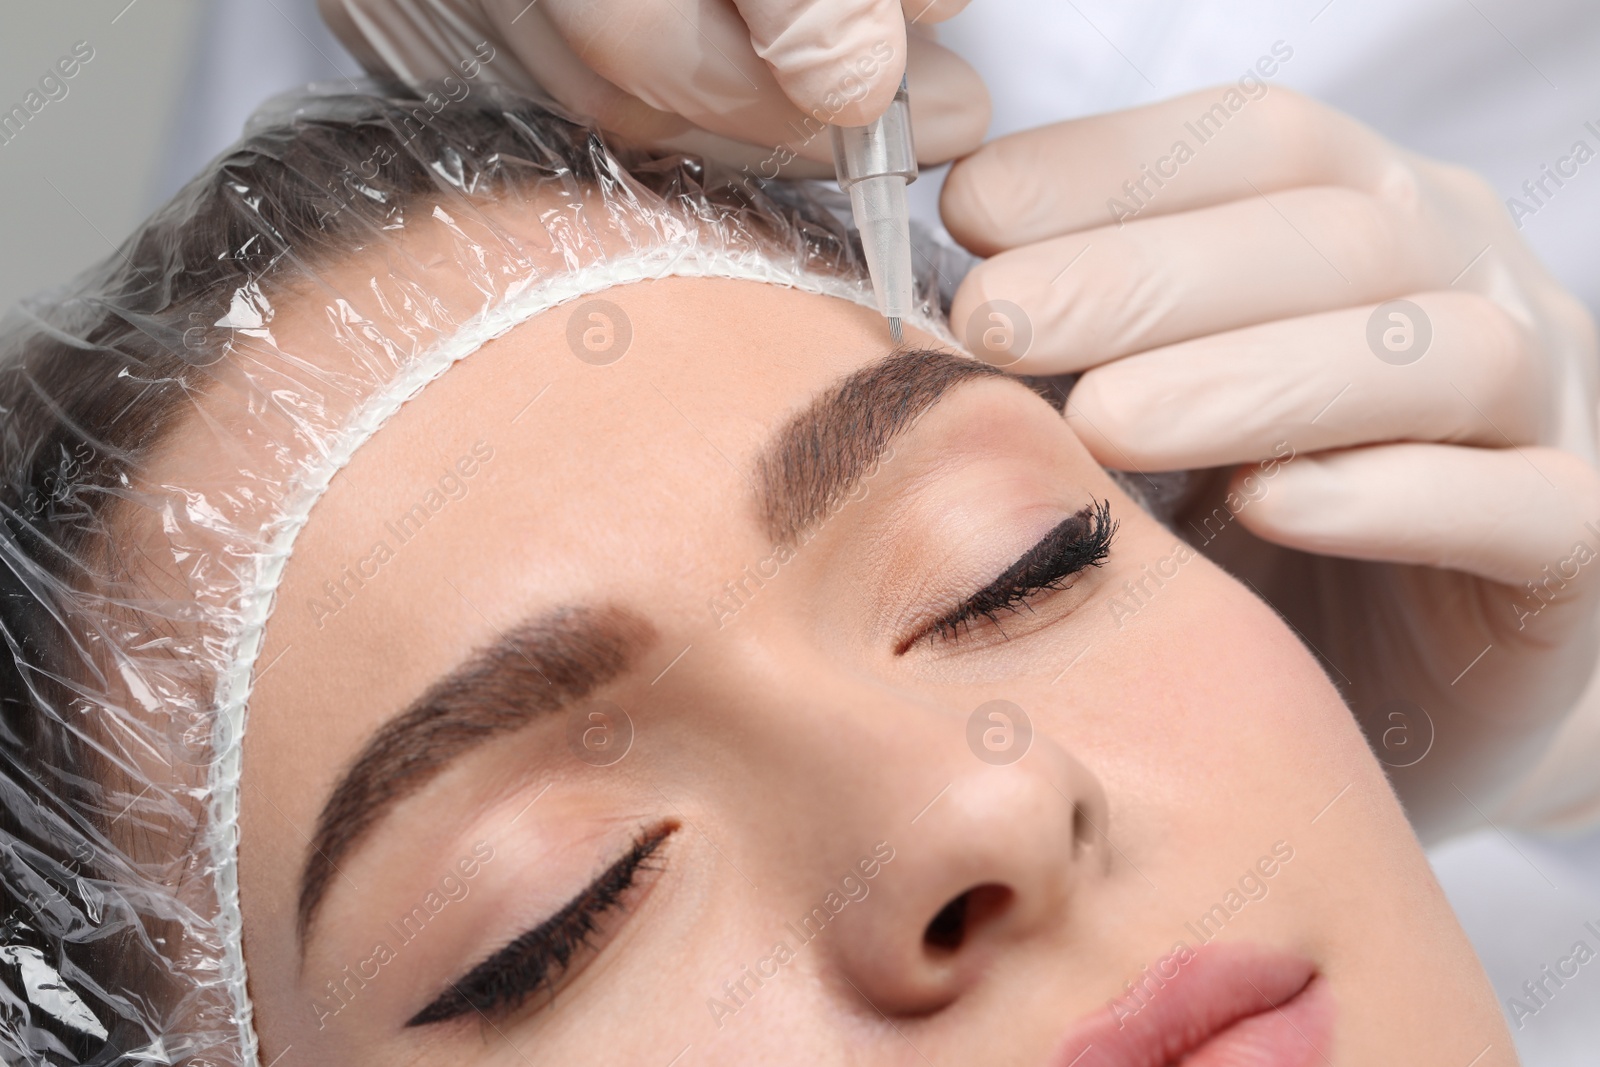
left=1047, top=942, right=1323, bottom=1067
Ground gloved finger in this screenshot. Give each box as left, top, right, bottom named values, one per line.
left=729, top=0, right=907, bottom=126
left=327, top=0, right=802, bottom=153
left=949, top=184, right=1485, bottom=372
left=1227, top=442, right=1600, bottom=593
left=1065, top=291, right=1545, bottom=471
left=733, top=0, right=970, bottom=123
left=467, top=0, right=831, bottom=177
left=469, top=1, right=695, bottom=144
left=524, top=0, right=986, bottom=164
left=941, top=82, right=1403, bottom=255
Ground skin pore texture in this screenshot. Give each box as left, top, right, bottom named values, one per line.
left=133, top=199, right=1515, bottom=1065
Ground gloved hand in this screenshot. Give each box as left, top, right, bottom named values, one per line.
left=318, top=0, right=989, bottom=177
left=941, top=84, right=1600, bottom=843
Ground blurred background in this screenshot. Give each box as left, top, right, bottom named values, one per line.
left=2, top=1, right=1599, bottom=1063
left=0, top=0, right=361, bottom=320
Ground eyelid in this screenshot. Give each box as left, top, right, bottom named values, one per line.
left=406, top=821, right=677, bottom=1028
left=899, top=499, right=1117, bottom=653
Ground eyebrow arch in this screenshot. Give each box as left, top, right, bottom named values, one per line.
left=754, top=348, right=1010, bottom=548
left=295, top=604, right=656, bottom=949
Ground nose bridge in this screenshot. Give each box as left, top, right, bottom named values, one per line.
left=684, top=634, right=1110, bottom=1017
left=689, top=633, right=1048, bottom=837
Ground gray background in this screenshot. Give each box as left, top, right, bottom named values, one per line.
left=1, top=1, right=201, bottom=317
left=0, top=0, right=360, bottom=319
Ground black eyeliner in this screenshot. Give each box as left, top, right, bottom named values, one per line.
left=909, top=498, right=1117, bottom=651
left=407, top=822, right=675, bottom=1028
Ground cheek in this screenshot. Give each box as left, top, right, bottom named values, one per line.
left=1034, top=553, right=1370, bottom=811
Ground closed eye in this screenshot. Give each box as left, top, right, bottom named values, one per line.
left=899, top=499, right=1117, bottom=653
left=406, top=822, right=676, bottom=1028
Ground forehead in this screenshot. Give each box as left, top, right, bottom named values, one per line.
left=231, top=269, right=931, bottom=838
left=262, top=271, right=915, bottom=659
left=108, top=171, right=904, bottom=775
left=126, top=184, right=884, bottom=592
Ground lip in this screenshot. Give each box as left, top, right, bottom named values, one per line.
left=1048, top=942, right=1334, bottom=1067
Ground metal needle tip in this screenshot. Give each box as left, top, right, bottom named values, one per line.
left=889, top=317, right=903, bottom=344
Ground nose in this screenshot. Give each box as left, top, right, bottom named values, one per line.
left=821, top=706, right=1110, bottom=1016
left=679, top=636, right=1114, bottom=1021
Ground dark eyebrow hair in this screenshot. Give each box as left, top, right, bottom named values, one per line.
left=295, top=604, right=656, bottom=947
left=754, top=348, right=1007, bottom=547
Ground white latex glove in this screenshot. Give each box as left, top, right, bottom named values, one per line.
left=941, top=84, right=1600, bottom=843
left=318, top=0, right=989, bottom=178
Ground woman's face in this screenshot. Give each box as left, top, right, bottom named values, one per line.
left=223, top=271, right=1511, bottom=1065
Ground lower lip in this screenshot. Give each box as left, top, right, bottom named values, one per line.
left=1049, top=943, right=1334, bottom=1067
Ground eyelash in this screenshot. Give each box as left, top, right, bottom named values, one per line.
left=407, top=822, right=676, bottom=1028
left=909, top=498, right=1117, bottom=650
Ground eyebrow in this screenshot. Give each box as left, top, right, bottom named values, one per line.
left=295, top=604, right=655, bottom=946
left=296, top=348, right=1023, bottom=949
left=754, top=348, right=1005, bottom=547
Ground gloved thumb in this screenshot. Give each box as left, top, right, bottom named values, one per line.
left=527, top=0, right=987, bottom=165
left=735, top=0, right=969, bottom=126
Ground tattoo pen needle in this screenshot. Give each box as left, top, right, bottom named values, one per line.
left=830, top=75, right=917, bottom=344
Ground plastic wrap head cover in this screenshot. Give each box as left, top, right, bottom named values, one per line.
left=0, top=79, right=960, bottom=1066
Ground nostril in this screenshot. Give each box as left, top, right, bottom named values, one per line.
left=1073, top=802, right=1096, bottom=856
left=922, top=884, right=1014, bottom=954
left=924, top=893, right=968, bottom=952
